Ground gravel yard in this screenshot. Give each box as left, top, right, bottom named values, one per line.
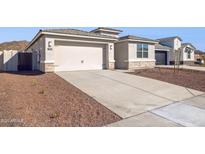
left=0, top=72, right=121, bottom=127
left=129, top=68, right=205, bottom=92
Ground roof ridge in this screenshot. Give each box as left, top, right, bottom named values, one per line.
left=119, top=35, right=158, bottom=43
left=41, top=28, right=117, bottom=39
left=157, top=36, right=182, bottom=41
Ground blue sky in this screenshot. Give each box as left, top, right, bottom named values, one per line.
left=0, top=27, right=204, bottom=51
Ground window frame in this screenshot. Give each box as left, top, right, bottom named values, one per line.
left=137, top=43, right=148, bottom=58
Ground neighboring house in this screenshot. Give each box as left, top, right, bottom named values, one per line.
left=155, top=37, right=196, bottom=65
left=195, top=50, right=205, bottom=64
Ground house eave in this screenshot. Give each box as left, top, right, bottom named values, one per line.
left=117, top=39, right=158, bottom=44
left=155, top=49, right=171, bottom=51
left=91, top=28, right=122, bottom=33
left=25, top=31, right=118, bottom=51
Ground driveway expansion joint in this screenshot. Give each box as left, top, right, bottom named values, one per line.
left=91, top=71, right=174, bottom=102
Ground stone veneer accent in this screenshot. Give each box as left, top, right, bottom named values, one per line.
left=108, top=62, right=115, bottom=70
left=170, top=61, right=195, bottom=66
left=127, top=61, right=155, bottom=69
left=183, top=61, right=195, bottom=66
left=40, top=62, right=55, bottom=72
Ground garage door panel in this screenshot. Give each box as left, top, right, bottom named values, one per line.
left=155, top=51, right=167, bottom=65
left=54, top=44, right=104, bottom=71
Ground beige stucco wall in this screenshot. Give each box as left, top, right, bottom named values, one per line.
left=127, top=42, right=155, bottom=68
left=27, top=34, right=115, bottom=72
left=115, top=41, right=156, bottom=69
left=26, top=35, right=45, bottom=71
left=128, top=43, right=155, bottom=61
left=114, top=41, right=129, bottom=69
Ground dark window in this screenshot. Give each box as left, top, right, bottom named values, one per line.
left=137, top=44, right=143, bottom=58
left=186, top=48, right=191, bottom=59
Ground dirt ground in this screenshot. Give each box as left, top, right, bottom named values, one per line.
left=0, top=71, right=121, bottom=127
left=129, top=68, right=205, bottom=92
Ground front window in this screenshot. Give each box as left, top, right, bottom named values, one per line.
left=186, top=47, right=191, bottom=59
left=137, top=44, right=148, bottom=58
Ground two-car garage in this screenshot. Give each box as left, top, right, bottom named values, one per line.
left=25, top=28, right=117, bottom=72
left=54, top=41, right=106, bottom=71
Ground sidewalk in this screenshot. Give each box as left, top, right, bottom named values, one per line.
left=108, top=93, right=205, bottom=127
left=156, top=65, right=205, bottom=72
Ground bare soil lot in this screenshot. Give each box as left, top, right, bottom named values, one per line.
left=129, top=68, right=205, bottom=92
left=0, top=72, right=121, bottom=127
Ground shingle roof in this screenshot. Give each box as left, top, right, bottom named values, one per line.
left=119, top=35, right=158, bottom=43
left=157, top=36, right=183, bottom=41
left=91, top=27, right=123, bottom=33
left=155, top=43, right=172, bottom=51
left=41, top=28, right=117, bottom=39
left=182, top=43, right=196, bottom=49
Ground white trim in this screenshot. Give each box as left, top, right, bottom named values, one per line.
left=91, top=28, right=122, bottom=33
left=25, top=31, right=42, bottom=51
left=25, top=31, right=118, bottom=51
left=155, top=49, right=170, bottom=51
left=40, top=60, right=55, bottom=63
left=109, top=60, right=115, bottom=62
left=42, top=32, right=118, bottom=41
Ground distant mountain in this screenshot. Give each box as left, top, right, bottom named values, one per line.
left=0, top=40, right=29, bottom=51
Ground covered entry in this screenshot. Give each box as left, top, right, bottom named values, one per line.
left=155, top=51, right=167, bottom=65
left=54, top=41, right=106, bottom=71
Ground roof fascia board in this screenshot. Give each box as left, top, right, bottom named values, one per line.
left=91, top=28, right=122, bottom=33
left=42, top=32, right=117, bottom=41
left=25, top=31, right=117, bottom=50
left=155, top=49, right=171, bottom=51
left=25, top=30, right=42, bottom=51
left=97, top=29, right=121, bottom=33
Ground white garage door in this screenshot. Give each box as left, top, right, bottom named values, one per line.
left=54, top=42, right=104, bottom=71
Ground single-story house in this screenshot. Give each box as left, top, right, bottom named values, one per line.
left=25, top=27, right=159, bottom=72
left=25, top=28, right=119, bottom=72
left=155, top=36, right=196, bottom=65
left=24, top=28, right=197, bottom=72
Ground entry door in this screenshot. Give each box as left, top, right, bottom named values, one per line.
left=155, top=51, right=167, bottom=65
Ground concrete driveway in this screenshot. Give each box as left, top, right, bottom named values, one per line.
left=56, top=70, right=205, bottom=127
